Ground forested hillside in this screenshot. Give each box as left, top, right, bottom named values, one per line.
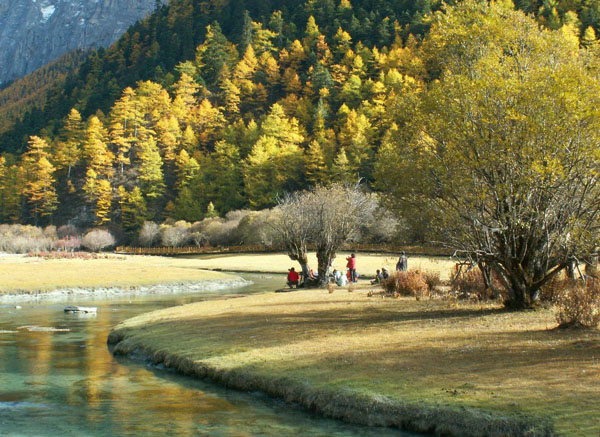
left=1, top=0, right=600, bottom=244
left=0, top=0, right=433, bottom=153
left=0, top=49, right=89, bottom=136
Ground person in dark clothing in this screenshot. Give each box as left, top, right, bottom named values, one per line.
left=396, top=251, right=408, bottom=272
left=287, top=267, right=300, bottom=288
left=346, top=253, right=357, bottom=283
left=382, top=267, right=390, bottom=279
left=371, top=269, right=383, bottom=285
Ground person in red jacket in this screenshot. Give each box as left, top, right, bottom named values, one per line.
left=346, top=253, right=357, bottom=283
left=287, top=267, right=300, bottom=288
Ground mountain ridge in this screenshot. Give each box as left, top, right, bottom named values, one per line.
left=0, top=0, right=160, bottom=86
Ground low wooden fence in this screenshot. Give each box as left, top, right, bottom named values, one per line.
left=115, top=245, right=271, bottom=255
left=115, top=244, right=452, bottom=257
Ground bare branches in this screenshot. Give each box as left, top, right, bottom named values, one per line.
left=275, top=183, right=378, bottom=285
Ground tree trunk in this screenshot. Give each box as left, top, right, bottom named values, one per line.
left=504, top=273, right=540, bottom=309
left=299, top=260, right=309, bottom=279
left=478, top=262, right=491, bottom=287
left=490, top=257, right=559, bottom=309
left=316, top=247, right=334, bottom=287
left=288, top=249, right=309, bottom=278
left=566, top=260, right=576, bottom=280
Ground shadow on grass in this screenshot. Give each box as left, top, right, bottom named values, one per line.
left=120, top=303, right=516, bottom=354
left=110, top=297, right=600, bottom=436
left=210, top=302, right=506, bottom=325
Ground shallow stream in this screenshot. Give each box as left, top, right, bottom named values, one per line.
left=0, top=274, right=411, bottom=436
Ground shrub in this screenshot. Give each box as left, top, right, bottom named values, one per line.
left=139, top=221, right=160, bottom=247
left=43, top=225, right=58, bottom=240
left=234, top=209, right=281, bottom=246
left=27, top=251, right=98, bottom=260
left=555, top=279, right=600, bottom=328
left=57, top=224, right=79, bottom=239
left=539, top=274, right=574, bottom=303
left=450, top=265, right=486, bottom=297
left=8, top=236, right=53, bottom=253
left=53, top=236, right=82, bottom=252
left=160, top=224, right=191, bottom=247
left=449, top=264, right=503, bottom=301
left=190, top=232, right=207, bottom=247
left=423, top=271, right=442, bottom=292
left=198, top=217, right=240, bottom=246
left=0, top=224, right=53, bottom=253
left=382, top=270, right=429, bottom=299
left=82, top=229, right=116, bottom=252
left=361, top=206, right=402, bottom=244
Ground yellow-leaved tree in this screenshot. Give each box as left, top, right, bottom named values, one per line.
left=378, top=0, right=600, bottom=309
left=82, top=116, right=114, bottom=225
left=244, top=104, right=305, bottom=208
left=22, top=136, right=58, bottom=223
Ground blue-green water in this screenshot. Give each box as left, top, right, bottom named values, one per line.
left=0, top=275, right=411, bottom=436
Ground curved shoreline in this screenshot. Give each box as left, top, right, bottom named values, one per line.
left=0, top=278, right=252, bottom=303
left=107, top=326, right=553, bottom=437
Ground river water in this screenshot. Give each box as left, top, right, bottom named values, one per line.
left=0, top=274, right=410, bottom=436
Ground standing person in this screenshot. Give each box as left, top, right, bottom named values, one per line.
left=287, top=267, right=300, bottom=288
left=396, top=251, right=408, bottom=272
left=346, top=253, right=357, bottom=283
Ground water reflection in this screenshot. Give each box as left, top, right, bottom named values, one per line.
left=0, top=275, right=410, bottom=436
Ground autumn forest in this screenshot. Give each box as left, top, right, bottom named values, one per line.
left=2, top=0, right=600, bottom=245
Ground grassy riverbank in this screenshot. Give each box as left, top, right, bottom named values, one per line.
left=0, top=255, right=234, bottom=293
left=187, top=252, right=456, bottom=281
left=109, top=283, right=600, bottom=436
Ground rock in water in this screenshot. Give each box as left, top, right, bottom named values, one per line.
left=64, top=306, right=97, bottom=313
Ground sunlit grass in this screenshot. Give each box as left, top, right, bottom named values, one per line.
left=115, top=284, right=600, bottom=435
left=0, top=255, right=233, bottom=293
left=188, top=252, right=456, bottom=281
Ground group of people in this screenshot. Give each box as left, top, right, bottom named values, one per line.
left=370, top=251, right=408, bottom=284
left=286, top=251, right=409, bottom=288
left=370, top=267, right=390, bottom=285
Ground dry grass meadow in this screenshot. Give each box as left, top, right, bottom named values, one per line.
left=112, top=282, right=600, bottom=436
left=0, top=255, right=233, bottom=293
left=187, top=252, right=456, bottom=280
left=0, top=251, right=453, bottom=294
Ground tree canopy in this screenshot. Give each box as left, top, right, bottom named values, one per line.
left=377, top=0, right=600, bottom=308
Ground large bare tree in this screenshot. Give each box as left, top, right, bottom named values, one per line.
left=276, top=183, right=377, bottom=286
left=274, top=191, right=312, bottom=277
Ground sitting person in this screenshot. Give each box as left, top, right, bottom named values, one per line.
left=333, top=269, right=348, bottom=286
left=287, top=267, right=300, bottom=288
left=382, top=267, right=390, bottom=280
left=371, top=269, right=384, bottom=285
left=308, top=268, right=318, bottom=280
